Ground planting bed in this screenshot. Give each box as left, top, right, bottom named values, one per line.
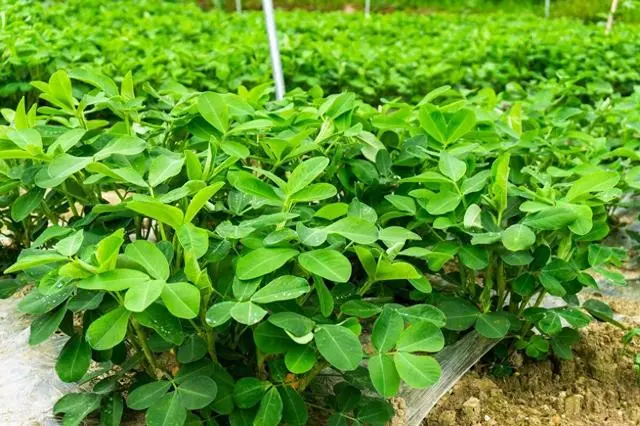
left=428, top=295, right=640, bottom=426
left=0, top=1, right=639, bottom=426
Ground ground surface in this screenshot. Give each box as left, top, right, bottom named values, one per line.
left=426, top=295, right=640, bottom=426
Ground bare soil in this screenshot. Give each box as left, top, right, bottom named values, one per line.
left=426, top=295, right=640, bottom=426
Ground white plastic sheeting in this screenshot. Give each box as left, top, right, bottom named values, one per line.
left=0, top=297, right=76, bottom=425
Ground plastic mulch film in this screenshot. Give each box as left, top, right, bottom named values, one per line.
left=400, top=331, right=498, bottom=425
left=0, top=297, right=77, bottom=425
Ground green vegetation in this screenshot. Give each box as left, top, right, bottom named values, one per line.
left=2, top=0, right=639, bottom=105
left=0, top=1, right=638, bottom=425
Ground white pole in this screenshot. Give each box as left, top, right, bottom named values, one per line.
left=544, top=0, right=550, bottom=18
left=261, top=0, right=285, bottom=100
left=606, top=0, right=620, bottom=34
left=365, top=0, right=371, bottom=18
left=236, top=0, right=241, bottom=13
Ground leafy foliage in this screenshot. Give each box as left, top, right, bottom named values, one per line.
left=0, top=64, right=636, bottom=425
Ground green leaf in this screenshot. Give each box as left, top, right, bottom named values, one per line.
left=396, top=321, right=444, bottom=353
left=86, top=307, right=131, bottom=350
left=458, top=246, right=489, bottom=270
left=384, top=194, right=416, bottom=214
left=398, top=304, right=446, bottom=327
left=77, top=269, right=150, bottom=291
left=221, top=140, right=250, bottom=159
left=523, top=207, right=577, bottom=230
left=149, top=154, right=184, bottom=187
left=419, top=105, right=446, bottom=143
left=127, top=199, right=184, bottom=229
left=230, top=301, right=268, bottom=325
left=426, top=190, right=461, bottom=215
left=29, top=303, right=67, bottom=345
left=461, top=170, right=491, bottom=194
left=178, top=376, right=218, bottom=409
left=146, top=392, right=187, bottom=426
left=54, top=393, right=101, bottom=426
left=289, top=183, right=337, bottom=203
left=269, top=312, right=315, bottom=337
left=101, top=393, right=124, bottom=426
left=285, top=345, right=316, bottom=374
left=474, top=313, right=510, bottom=339
left=11, top=187, right=45, bottom=221
left=439, top=299, right=479, bottom=331
left=234, top=378, right=271, bottom=409
left=125, top=240, right=170, bottom=280
left=5, top=253, right=68, bottom=274
left=161, top=282, right=200, bottom=319
left=177, top=223, right=209, bottom=259
left=279, top=386, right=308, bottom=426
left=205, top=301, right=236, bottom=327
left=198, top=92, right=229, bottom=133
left=583, top=299, right=614, bottom=322
left=254, top=387, right=283, bottom=426
left=341, top=300, right=381, bottom=318
left=177, top=335, right=208, bottom=364
left=314, top=276, right=334, bottom=317
left=124, top=280, right=165, bottom=312
left=47, top=128, right=84, bottom=154
left=446, top=109, right=476, bottom=143
left=325, top=216, right=378, bottom=244
left=135, top=304, right=184, bottom=346
left=285, top=157, right=329, bottom=195
left=566, top=171, right=620, bottom=201
left=54, top=230, right=84, bottom=257
left=502, top=224, right=536, bottom=251
left=463, top=204, right=482, bottom=229
left=372, top=307, right=404, bottom=353
left=17, top=286, right=73, bottom=314
left=393, top=352, right=441, bottom=388
left=227, top=170, right=282, bottom=206
left=375, top=258, right=421, bottom=281
left=537, top=311, right=563, bottom=335
left=56, top=334, right=91, bottom=383
left=184, top=182, right=224, bottom=223
left=236, top=248, right=299, bottom=280
left=490, top=153, right=510, bottom=219
left=357, top=400, right=394, bottom=426
left=298, top=249, right=352, bottom=283
left=7, top=128, right=42, bottom=152
left=401, top=171, right=450, bottom=184
left=438, top=152, right=467, bottom=182
left=369, top=354, right=400, bottom=397
left=127, top=381, right=172, bottom=410
left=94, top=135, right=146, bottom=160
left=314, top=325, right=362, bottom=371
left=249, top=275, right=310, bottom=304
left=513, top=273, right=537, bottom=297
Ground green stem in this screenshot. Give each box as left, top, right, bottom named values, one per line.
left=206, top=329, right=218, bottom=362
left=358, top=278, right=376, bottom=297
left=298, top=360, right=328, bottom=392
left=132, top=319, right=159, bottom=378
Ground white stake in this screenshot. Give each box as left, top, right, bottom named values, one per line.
left=236, top=0, right=241, bottom=13
left=365, top=0, right=371, bottom=18
left=606, top=0, right=620, bottom=34
left=544, top=0, right=550, bottom=18
left=262, top=0, right=285, bottom=100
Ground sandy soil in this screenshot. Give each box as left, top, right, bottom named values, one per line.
left=426, top=296, right=640, bottom=426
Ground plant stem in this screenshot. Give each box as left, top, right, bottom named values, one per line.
left=206, top=328, right=218, bottom=362
left=298, top=360, right=328, bottom=391
left=132, top=319, right=158, bottom=378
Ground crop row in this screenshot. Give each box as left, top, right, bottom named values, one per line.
left=2, top=0, right=640, bottom=104
left=0, top=67, right=638, bottom=425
